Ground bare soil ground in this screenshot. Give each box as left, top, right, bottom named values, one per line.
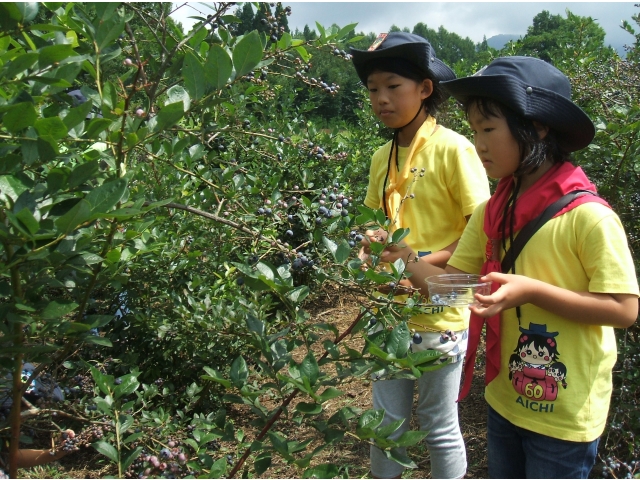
left=19, top=285, right=489, bottom=479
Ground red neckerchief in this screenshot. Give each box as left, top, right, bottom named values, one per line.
left=458, top=162, right=610, bottom=401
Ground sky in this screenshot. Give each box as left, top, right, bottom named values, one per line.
left=170, top=2, right=638, bottom=53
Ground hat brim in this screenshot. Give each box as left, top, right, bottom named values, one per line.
left=442, top=75, right=595, bottom=152
left=350, top=43, right=456, bottom=86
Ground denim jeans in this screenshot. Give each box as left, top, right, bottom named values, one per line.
left=487, top=405, right=599, bottom=478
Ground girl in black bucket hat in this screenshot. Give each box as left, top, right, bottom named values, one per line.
left=365, top=56, right=639, bottom=478
left=351, top=32, right=490, bottom=479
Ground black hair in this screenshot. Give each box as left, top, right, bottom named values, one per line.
left=362, top=57, right=446, bottom=117
left=514, top=333, right=560, bottom=360
left=464, top=96, right=572, bottom=313
left=464, top=96, right=570, bottom=176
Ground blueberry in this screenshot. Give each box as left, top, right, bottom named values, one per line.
left=368, top=318, right=377, bottom=328
left=315, top=217, right=323, bottom=224
left=236, top=277, right=244, bottom=286
left=278, top=134, right=284, bottom=142
left=257, top=207, right=265, bottom=215
left=334, top=182, right=340, bottom=188
left=439, top=334, right=450, bottom=344
left=285, top=229, right=294, bottom=237
left=389, top=282, right=396, bottom=289
left=413, top=333, right=423, bottom=344
left=355, top=234, right=363, bottom=242
left=115, top=378, right=122, bottom=385
left=265, top=208, right=272, bottom=215
left=318, top=206, right=328, bottom=215
left=328, top=194, right=336, bottom=201
left=325, top=210, right=333, bottom=218
left=341, top=198, right=349, bottom=206
left=348, top=240, right=356, bottom=247
left=321, top=188, right=327, bottom=194
left=292, top=259, right=303, bottom=270
left=340, top=209, right=348, bottom=217
left=287, top=214, right=294, bottom=221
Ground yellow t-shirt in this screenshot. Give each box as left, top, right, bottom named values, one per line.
left=449, top=200, right=640, bottom=442
left=365, top=119, right=490, bottom=331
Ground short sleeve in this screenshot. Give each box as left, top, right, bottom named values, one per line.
left=448, top=202, right=487, bottom=274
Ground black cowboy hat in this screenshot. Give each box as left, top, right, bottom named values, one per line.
left=519, top=323, right=559, bottom=338
left=350, top=32, right=456, bottom=87
left=441, top=56, right=595, bottom=152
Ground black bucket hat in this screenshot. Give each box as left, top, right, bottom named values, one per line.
left=441, top=56, right=594, bottom=152
left=350, top=32, right=456, bottom=87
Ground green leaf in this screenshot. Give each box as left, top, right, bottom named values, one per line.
left=62, top=100, right=93, bottom=130
left=300, top=352, right=319, bottom=387
left=286, top=285, right=309, bottom=304
left=84, top=178, right=127, bottom=215
left=38, top=44, right=76, bottom=68
left=385, top=322, right=410, bottom=359
left=384, top=448, right=417, bottom=469
left=3, top=53, right=39, bottom=78
left=95, top=12, right=125, bottom=51
left=183, top=51, right=205, bottom=100
left=68, top=160, right=99, bottom=189
left=230, top=356, right=248, bottom=388
left=375, top=418, right=405, bottom=439
left=206, top=456, right=227, bottom=478
left=322, top=236, right=337, bottom=258
left=54, top=199, right=91, bottom=233
left=93, top=440, right=118, bottom=463
left=232, top=31, right=263, bottom=78
left=152, top=101, right=184, bottom=132
left=41, top=300, right=78, bottom=320
left=15, top=208, right=39, bottom=235
left=0, top=175, right=30, bottom=201
left=84, top=118, right=111, bottom=138
left=114, top=374, right=140, bottom=399
left=295, top=402, right=322, bottom=415
left=358, top=409, right=385, bottom=431
left=3, top=102, right=37, bottom=134
left=318, top=387, right=343, bottom=403
left=83, top=335, right=113, bottom=347
left=202, top=367, right=232, bottom=389
left=335, top=239, right=352, bottom=263
left=204, top=45, right=233, bottom=90
left=303, top=464, right=339, bottom=479
left=166, top=85, right=190, bottom=111
left=122, top=446, right=143, bottom=471
left=35, top=117, right=68, bottom=140
left=394, top=430, right=429, bottom=447
left=254, top=453, right=271, bottom=476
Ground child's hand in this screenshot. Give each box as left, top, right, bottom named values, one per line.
left=360, top=228, right=415, bottom=264
left=469, top=273, right=534, bottom=317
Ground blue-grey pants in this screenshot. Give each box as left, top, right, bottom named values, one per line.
left=370, top=360, right=467, bottom=478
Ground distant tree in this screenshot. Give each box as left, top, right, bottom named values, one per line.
left=515, top=9, right=612, bottom=62
left=274, top=2, right=289, bottom=33
left=234, top=3, right=255, bottom=35
left=302, top=24, right=317, bottom=41
left=389, top=24, right=401, bottom=32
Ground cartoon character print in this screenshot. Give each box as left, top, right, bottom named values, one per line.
left=509, top=323, right=567, bottom=401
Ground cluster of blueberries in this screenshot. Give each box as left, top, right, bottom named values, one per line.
left=348, top=230, right=364, bottom=248
left=430, top=293, right=455, bottom=305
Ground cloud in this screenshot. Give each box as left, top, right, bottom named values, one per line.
left=171, top=2, right=638, bottom=51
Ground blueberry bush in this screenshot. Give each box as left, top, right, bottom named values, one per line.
left=0, top=2, right=638, bottom=479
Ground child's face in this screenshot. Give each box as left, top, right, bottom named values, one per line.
left=468, top=102, right=521, bottom=179
left=366, top=71, right=432, bottom=129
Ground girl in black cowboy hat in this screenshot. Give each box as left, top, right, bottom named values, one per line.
left=351, top=32, right=490, bottom=479
left=364, top=56, right=639, bottom=478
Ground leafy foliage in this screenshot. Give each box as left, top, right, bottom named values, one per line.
left=0, top=3, right=638, bottom=479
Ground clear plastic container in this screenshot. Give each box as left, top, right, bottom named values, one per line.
left=426, top=274, right=492, bottom=306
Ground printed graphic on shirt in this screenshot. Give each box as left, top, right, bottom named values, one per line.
left=509, top=323, right=567, bottom=404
